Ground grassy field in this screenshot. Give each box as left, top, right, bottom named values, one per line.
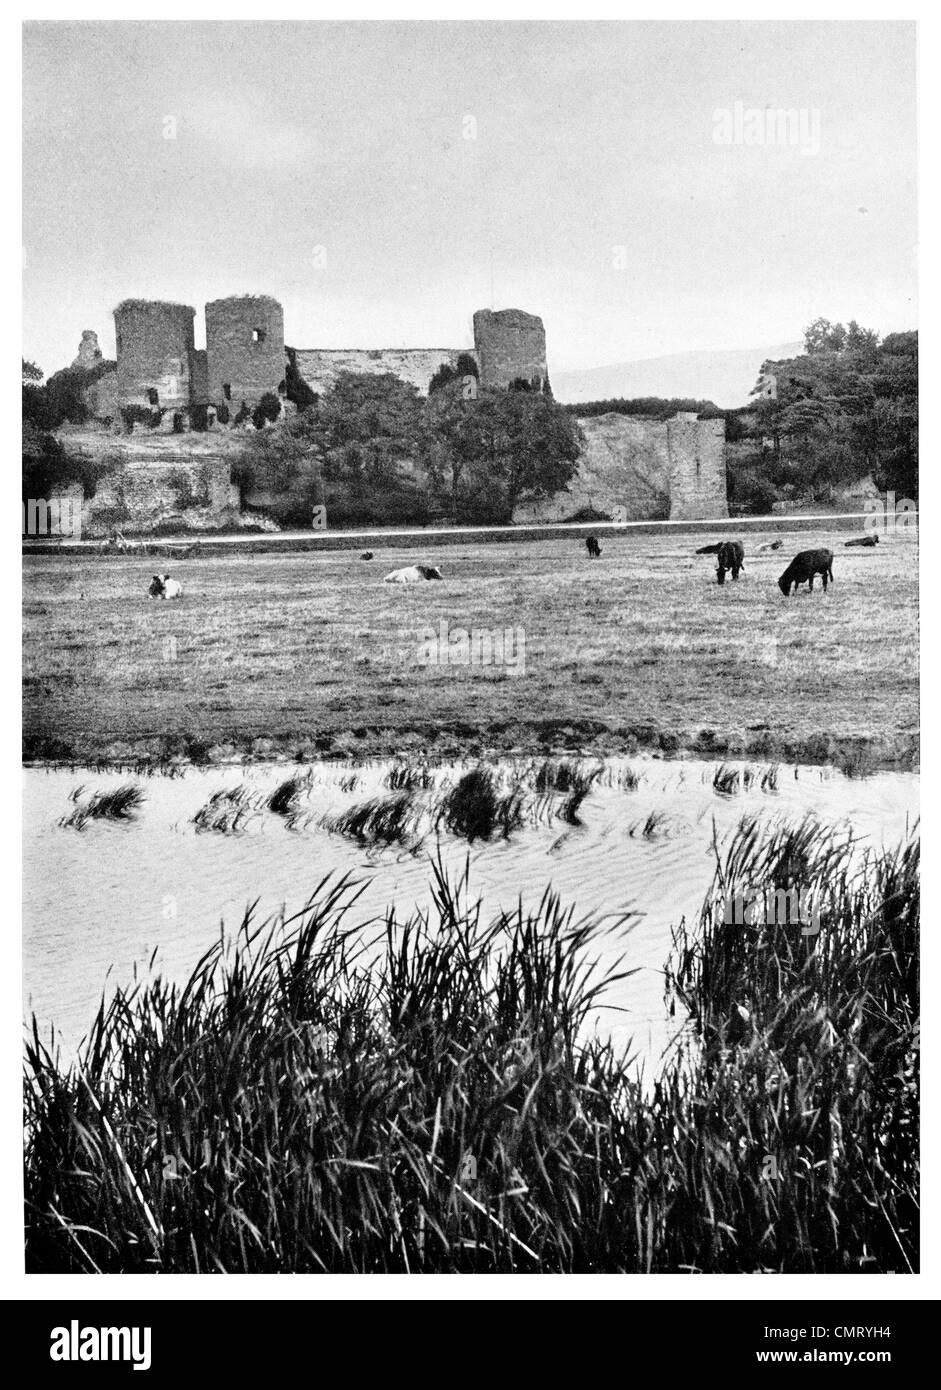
left=23, top=528, right=918, bottom=767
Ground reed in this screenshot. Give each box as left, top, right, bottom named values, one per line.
left=191, top=786, right=258, bottom=835
left=24, top=824, right=918, bottom=1274
left=323, top=792, right=420, bottom=848
left=435, top=768, right=527, bottom=841
left=60, top=784, right=146, bottom=829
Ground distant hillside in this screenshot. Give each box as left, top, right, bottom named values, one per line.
left=553, top=343, right=804, bottom=412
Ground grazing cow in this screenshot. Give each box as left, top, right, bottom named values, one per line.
left=844, top=534, right=879, bottom=548
left=696, top=543, right=722, bottom=555
left=716, top=540, right=745, bottom=585
left=585, top=535, right=602, bottom=558
left=361, top=551, right=374, bottom=560
left=778, top=548, right=834, bottom=595
left=148, top=573, right=182, bottom=600
left=383, top=564, right=443, bottom=584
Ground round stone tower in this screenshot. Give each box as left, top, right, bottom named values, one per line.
left=205, top=295, right=285, bottom=414
left=113, top=300, right=196, bottom=413
left=472, top=308, right=548, bottom=391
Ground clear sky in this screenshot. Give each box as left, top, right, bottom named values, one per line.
left=23, top=20, right=917, bottom=377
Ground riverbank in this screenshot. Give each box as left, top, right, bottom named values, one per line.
left=25, top=820, right=919, bottom=1273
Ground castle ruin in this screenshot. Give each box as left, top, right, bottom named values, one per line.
left=93, top=294, right=727, bottom=521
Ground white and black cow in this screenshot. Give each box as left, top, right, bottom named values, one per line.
left=148, top=573, right=182, bottom=600
left=383, top=565, right=443, bottom=584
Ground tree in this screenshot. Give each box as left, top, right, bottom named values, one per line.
left=424, top=384, right=583, bottom=523
left=312, top=372, right=424, bottom=489
left=747, top=326, right=917, bottom=503
left=803, top=317, right=847, bottom=354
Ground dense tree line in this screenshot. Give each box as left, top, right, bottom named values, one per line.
left=563, top=396, right=724, bottom=420
left=727, top=323, right=917, bottom=513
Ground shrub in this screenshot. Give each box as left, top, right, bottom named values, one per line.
left=167, top=468, right=196, bottom=510
left=120, top=404, right=162, bottom=432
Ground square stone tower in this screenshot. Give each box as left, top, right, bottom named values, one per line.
left=205, top=295, right=285, bottom=413
left=472, top=309, right=548, bottom=391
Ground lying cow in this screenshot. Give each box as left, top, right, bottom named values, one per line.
left=778, top=548, right=834, bottom=595
left=585, top=535, right=602, bottom=558
left=148, top=573, right=182, bottom=600
left=383, top=564, right=443, bottom=584
left=716, top=540, right=745, bottom=585
left=759, top=540, right=784, bottom=552
left=844, top=534, right=879, bottom=548
left=361, top=551, right=374, bottom=561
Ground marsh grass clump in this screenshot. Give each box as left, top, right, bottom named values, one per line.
left=435, top=768, right=527, bottom=841
left=324, top=792, right=420, bottom=849
left=266, top=772, right=312, bottom=817
left=385, top=761, right=436, bottom=792
left=24, top=827, right=918, bottom=1275
left=60, top=784, right=145, bottom=829
left=191, top=786, right=258, bottom=835
left=712, top=763, right=739, bottom=795
left=532, top=758, right=599, bottom=794
left=628, top=811, right=680, bottom=839
left=759, top=764, right=780, bottom=793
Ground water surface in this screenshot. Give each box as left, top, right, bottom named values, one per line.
left=24, top=756, right=918, bottom=1066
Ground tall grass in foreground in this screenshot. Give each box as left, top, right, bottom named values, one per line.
left=24, top=823, right=918, bottom=1273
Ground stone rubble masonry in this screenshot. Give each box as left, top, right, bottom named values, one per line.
left=72, top=330, right=103, bottom=371
left=206, top=295, right=285, bottom=412
left=666, top=414, right=729, bottom=521
left=472, top=309, right=548, bottom=391
left=114, top=300, right=196, bottom=414
left=513, top=412, right=727, bottom=523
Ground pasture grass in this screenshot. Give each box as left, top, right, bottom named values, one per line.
left=22, top=531, right=918, bottom=767
left=24, top=821, right=918, bottom=1273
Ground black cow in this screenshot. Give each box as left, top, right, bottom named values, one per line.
left=696, top=543, right=722, bottom=555
left=716, top=540, right=745, bottom=585
left=759, top=539, right=784, bottom=552
left=844, top=534, right=879, bottom=548
left=585, top=535, right=602, bottom=558
left=361, top=550, right=374, bottom=560
left=778, top=548, right=834, bottom=595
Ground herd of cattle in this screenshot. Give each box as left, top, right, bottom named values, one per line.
left=144, top=531, right=882, bottom=600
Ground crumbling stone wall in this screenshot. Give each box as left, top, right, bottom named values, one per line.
left=206, top=295, right=285, bottom=412
left=84, top=458, right=240, bottom=534
left=513, top=412, right=728, bottom=523
left=113, top=300, right=196, bottom=414
left=473, top=309, right=548, bottom=391
left=666, top=414, right=728, bottom=520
